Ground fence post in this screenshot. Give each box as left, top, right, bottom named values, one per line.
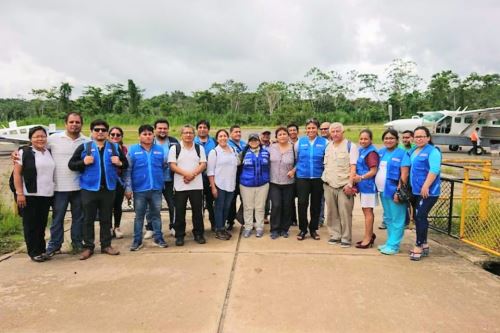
left=479, top=162, right=491, bottom=221
left=460, top=180, right=468, bottom=239
left=447, top=181, right=454, bottom=235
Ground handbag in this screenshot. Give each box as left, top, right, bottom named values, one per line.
left=396, top=183, right=413, bottom=203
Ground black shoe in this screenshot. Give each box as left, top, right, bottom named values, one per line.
left=46, top=248, right=62, bottom=257
left=194, top=235, right=206, bottom=244
left=226, top=223, right=234, bottom=231
left=175, top=238, right=185, bottom=246
left=215, top=231, right=229, bottom=240
left=30, top=255, right=47, bottom=262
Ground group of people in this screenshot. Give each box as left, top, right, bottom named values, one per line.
left=12, top=112, right=441, bottom=263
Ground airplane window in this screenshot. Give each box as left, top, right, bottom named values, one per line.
left=20, top=129, right=27, bottom=134
left=493, top=120, right=500, bottom=125
left=454, top=117, right=461, bottom=123
left=464, top=117, right=473, bottom=124
left=436, top=116, right=452, bottom=134
left=478, top=119, right=487, bottom=124
left=9, top=130, right=17, bottom=134
left=423, top=112, right=445, bottom=122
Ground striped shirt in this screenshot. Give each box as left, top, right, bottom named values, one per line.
left=48, top=131, right=88, bottom=191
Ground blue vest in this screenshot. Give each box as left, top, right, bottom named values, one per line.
left=195, top=136, right=217, bottom=155
left=80, top=141, right=119, bottom=191
left=296, top=136, right=327, bottom=179
left=229, top=139, right=246, bottom=153
left=240, top=148, right=270, bottom=187
left=410, top=144, right=441, bottom=196
left=128, top=143, right=165, bottom=192
left=356, top=145, right=377, bottom=194
left=378, top=147, right=406, bottom=198
left=154, top=137, right=177, bottom=182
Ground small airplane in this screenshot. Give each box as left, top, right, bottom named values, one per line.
left=384, top=107, right=500, bottom=153
left=0, top=121, right=57, bottom=145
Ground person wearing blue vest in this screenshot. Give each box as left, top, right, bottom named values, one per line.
left=124, top=124, right=168, bottom=251
left=409, top=126, right=442, bottom=261
left=226, top=125, right=247, bottom=230
left=295, top=118, right=327, bottom=240
left=240, top=133, right=270, bottom=238
left=374, top=129, right=410, bottom=255
left=353, top=129, right=379, bottom=249
left=195, top=119, right=217, bottom=231
left=143, top=119, right=179, bottom=239
left=68, top=119, right=127, bottom=260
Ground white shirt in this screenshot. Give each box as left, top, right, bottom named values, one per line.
left=47, top=131, right=88, bottom=191
left=17, top=147, right=56, bottom=197
left=207, top=146, right=239, bottom=192
left=168, top=142, right=207, bottom=191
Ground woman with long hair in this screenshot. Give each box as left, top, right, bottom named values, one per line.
left=354, top=129, right=379, bottom=248
left=409, top=126, right=441, bottom=261
left=268, top=126, right=296, bottom=239
left=375, top=129, right=410, bottom=255
left=207, top=129, right=239, bottom=240
left=109, top=126, right=127, bottom=239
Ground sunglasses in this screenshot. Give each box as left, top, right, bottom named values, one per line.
left=93, top=127, right=108, bottom=133
left=110, top=133, right=122, bottom=137
left=320, top=128, right=329, bottom=131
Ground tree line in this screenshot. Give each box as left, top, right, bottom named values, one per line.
left=1, top=59, right=499, bottom=126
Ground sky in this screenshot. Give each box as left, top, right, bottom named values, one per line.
left=0, top=0, right=499, bottom=98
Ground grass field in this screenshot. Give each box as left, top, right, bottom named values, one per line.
left=79, top=123, right=387, bottom=145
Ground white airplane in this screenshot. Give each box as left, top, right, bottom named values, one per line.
left=0, top=121, right=57, bottom=145
left=384, top=107, right=500, bottom=153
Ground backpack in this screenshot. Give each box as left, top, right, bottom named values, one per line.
left=175, top=143, right=201, bottom=159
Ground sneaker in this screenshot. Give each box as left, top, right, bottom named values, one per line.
left=153, top=239, right=168, bottom=248
left=175, top=238, right=185, bottom=246
left=243, top=230, right=252, bottom=238
left=270, top=231, right=280, bottom=239
left=101, top=246, right=120, bottom=255
left=194, top=235, right=206, bottom=244
left=256, top=230, right=264, bottom=238
left=377, top=244, right=387, bottom=251
left=223, top=230, right=232, bottom=239
left=340, top=242, right=351, bottom=248
left=328, top=238, right=341, bottom=245
left=130, top=242, right=144, bottom=251
left=46, top=248, right=62, bottom=257
left=380, top=248, right=399, bottom=255
left=280, top=231, right=289, bottom=238
left=30, top=255, right=47, bottom=263
left=144, top=230, right=154, bottom=239
left=114, top=228, right=124, bottom=239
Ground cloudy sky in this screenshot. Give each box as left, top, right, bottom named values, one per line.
left=1, top=0, right=499, bottom=98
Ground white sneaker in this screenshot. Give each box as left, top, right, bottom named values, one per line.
left=144, top=230, right=154, bottom=239
left=114, top=228, right=124, bottom=239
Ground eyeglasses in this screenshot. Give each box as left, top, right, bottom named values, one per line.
left=93, top=128, right=108, bottom=133
left=320, top=128, right=329, bottom=131
left=110, top=133, right=122, bottom=137
left=31, top=135, right=47, bottom=139
left=414, top=136, right=428, bottom=139
left=182, top=132, right=194, bottom=135
left=402, top=136, right=412, bottom=139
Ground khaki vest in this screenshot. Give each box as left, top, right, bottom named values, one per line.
left=322, top=139, right=352, bottom=188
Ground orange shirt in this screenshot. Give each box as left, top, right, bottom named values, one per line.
left=470, top=131, right=479, bottom=142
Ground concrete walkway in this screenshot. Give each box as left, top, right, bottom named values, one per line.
left=1, top=202, right=499, bottom=333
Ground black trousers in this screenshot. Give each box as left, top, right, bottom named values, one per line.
left=269, top=183, right=295, bottom=233
left=227, top=181, right=242, bottom=225
left=174, top=190, right=204, bottom=238
left=146, top=181, right=175, bottom=230
left=202, top=175, right=215, bottom=227
left=81, top=189, right=115, bottom=250
left=291, top=184, right=298, bottom=223
left=112, top=182, right=125, bottom=228
left=296, top=178, right=324, bottom=233
left=22, top=196, right=52, bottom=258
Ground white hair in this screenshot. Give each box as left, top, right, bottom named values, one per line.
left=330, top=122, right=344, bottom=132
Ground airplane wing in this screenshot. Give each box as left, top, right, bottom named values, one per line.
left=0, top=135, right=30, bottom=144
left=458, top=107, right=500, bottom=120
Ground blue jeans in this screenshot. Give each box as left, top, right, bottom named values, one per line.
left=133, top=190, right=164, bottom=244
left=46, top=191, right=84, bottom=252
left=414, top=195, right=439, bottom=246
left=214, top=187, right=234, bottom=231
left=380, top=194, right=407, bottom=251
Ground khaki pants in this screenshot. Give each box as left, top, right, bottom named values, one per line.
left=240, top=184, right=269, bottom=232
left=324, top=184, right=354, bottom=243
